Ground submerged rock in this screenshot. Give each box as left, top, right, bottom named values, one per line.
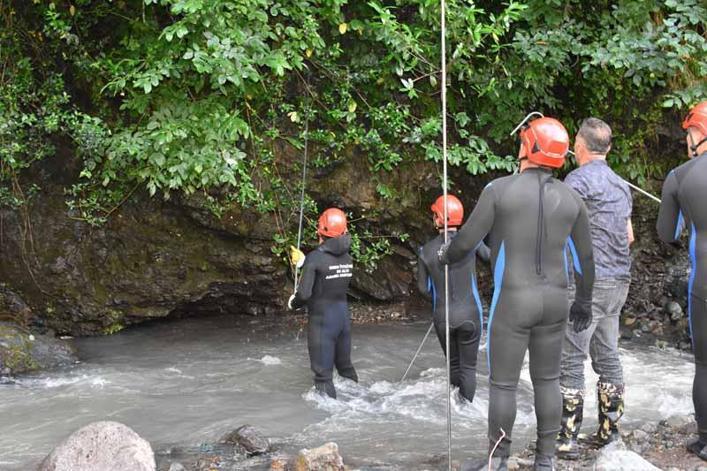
left=0, top=321, right=76, bottom=375
left=292, top=442, right=345, bottom=471
left=593, top=440, right=660, bottom=471
left=155, top=443, right=241, bottom=470
left=39, top=421, right=155, bottom=471
left=220, top=424, right=270, bottom=455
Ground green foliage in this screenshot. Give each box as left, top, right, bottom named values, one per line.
left=1, top=0, right=705, bottom=267
left=511, top=0, right=706, bottom=180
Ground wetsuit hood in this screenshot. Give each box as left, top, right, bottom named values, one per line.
left=320, top=233, right=352, bottom=256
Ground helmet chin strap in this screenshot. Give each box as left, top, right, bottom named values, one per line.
left=689, top=132, right=707, bottom=157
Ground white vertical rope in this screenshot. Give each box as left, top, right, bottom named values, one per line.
left=566, top=150, right=661, bottom=203
left=400, top=321, right=435, bottom=382
left=293, top=113, right=309, bottom=290
left=440, top=0, right=452, bottom=469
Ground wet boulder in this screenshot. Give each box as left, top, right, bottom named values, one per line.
left=593, top=440, right=660, bottom=471
left=220, top=424, right=270, bottom=455
left=0, top=285, right=33, bottom=325
left=292, top=442, right=345, bottom=471
left=0, top=322, right=76, bottom=375
left=39, top=421, right=155, bottom=471
left=665, top=301, right=684, bottom=321
left=351, top=253, right=413, bottom=301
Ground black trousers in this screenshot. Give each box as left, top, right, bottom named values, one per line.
left=307, top=303, right=357, bottom=397
left=434, top=319, right=480, bottom=403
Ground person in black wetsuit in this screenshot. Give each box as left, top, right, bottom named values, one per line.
left=441, top=117, right=595, bottom=471
left=657, top=101, right=707, bottom=460
left=288, top=208, right=357, bottom=399
left=416, top=194, right=490, bottom=402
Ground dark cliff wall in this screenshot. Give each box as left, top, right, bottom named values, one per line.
left=0, top=146, right=691, bottom=340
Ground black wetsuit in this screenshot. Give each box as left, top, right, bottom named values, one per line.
left=442, top=168, right=595, bottom=458
left=417, top=232, right=490, bottom=402
left=292, top=234, right=358, bottom=398
left=657, top=152, right=707, bottom=442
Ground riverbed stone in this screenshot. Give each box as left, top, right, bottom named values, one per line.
left=220, top=424, right=270, bottom=455
left=631, top=429, right=650, bottom=442
left=270, top=454, right=289, bottom=471
left=292, top=442, right=345, bottom=471
left=593, top=440, right=660, bottom=471
left=666, top=415, right=692, bottom=428
left=39, top=421, right=156, bottom=471
left=665, top=301, right=684, bottom=320
left=641, top=422, right=658, bottom=434
left=0, top=321, right=76, bottom=375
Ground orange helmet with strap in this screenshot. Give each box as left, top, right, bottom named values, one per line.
left=317, top=208, right=347, bottom=238
left=683, top=101, right=707, bottom=135
left=431, top=194, right=464, bottom=228
left=683, top=101, right=707, bottom=157
left=519, top=117, right=570, bottom=169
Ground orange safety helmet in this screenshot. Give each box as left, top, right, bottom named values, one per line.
left=683, top=101, right=707, bottom=135
left=519, top=117, right=570, bottom=169
left=431, top=194, right=464, bottom=228
left=317, top=208, right=348, bottom=238
left=684, top=102, right=707, bottom=157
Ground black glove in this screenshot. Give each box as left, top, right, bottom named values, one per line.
left=569, top=300, right=592, bottom=333
left=437, top=241, right=451, bottom=265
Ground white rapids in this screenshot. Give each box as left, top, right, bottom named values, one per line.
left=0, top=315, right=694, bottom=470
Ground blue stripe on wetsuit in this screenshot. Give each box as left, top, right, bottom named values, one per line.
left=487, top=241, right=506, bottom=368
left=563, top=240, right=570, bottom=284
left=568, top=237, right=583, bottom=276
left=471, top=274, right=484, bottom=335
left=689, top=223, right=697, bottom=344
left=428, top=276, right=437, bottom=312
left=675, top=211, right=685, bottom=240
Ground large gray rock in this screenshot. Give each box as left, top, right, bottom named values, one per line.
left=0, top=322, right=76, bottom=375
left=39, top=421, right=155, bottom=471
left=593, top=440, right=660, bottom=471
left=292, top=442, right=344, bottom=471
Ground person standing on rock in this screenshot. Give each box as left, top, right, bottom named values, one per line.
left=416, top=194, right=489, bottom=403
left=556, top=118, right=634, bottom=458
left=657, top=101, right=707, bottom=461
left=288, top=208, right=358, bottom=399
left=440, top=116, right=595, bottom=471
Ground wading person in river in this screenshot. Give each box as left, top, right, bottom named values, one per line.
left=440, top=117, right=595, bottom=471
left=288, top=208, right=358, bottom=399
left=416, top=194, right=489, bottom=403
left=657, top=101, right=707, bottom=461
left=556, top=118, right=634, bottom=458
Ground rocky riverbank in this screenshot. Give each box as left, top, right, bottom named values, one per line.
left=511, top=415, right=706, bottom=471
left=153, top=415, right=707, bottom=470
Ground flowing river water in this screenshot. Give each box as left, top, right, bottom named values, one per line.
left=0, top=315, right=696, bottom=470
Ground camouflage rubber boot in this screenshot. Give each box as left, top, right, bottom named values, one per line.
left=556, top=387, right=584, bottom=460
left=595, top=382, right=624, bottom=445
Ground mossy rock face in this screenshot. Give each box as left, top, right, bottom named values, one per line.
left=0, top=147, right=454, bottom=335
left=0, top=322, right=77, bottom=375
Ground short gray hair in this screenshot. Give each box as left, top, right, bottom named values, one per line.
left=578, top=118, right=612, bottom=154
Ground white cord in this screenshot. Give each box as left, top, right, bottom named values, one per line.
left=440, top=1, right=452, bottom=469
left=293, top=115, right=309, bottom=290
